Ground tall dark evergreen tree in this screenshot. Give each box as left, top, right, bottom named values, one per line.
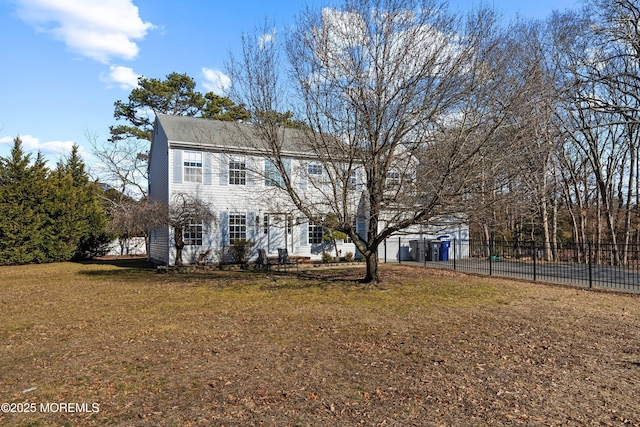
left=0, top=138, right=52, bottom=264
left=51, top=145, right=111, bottom=259
left=0, top=140, right=110, bottom=264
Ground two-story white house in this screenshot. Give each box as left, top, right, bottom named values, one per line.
left=148, top=113, right=365, bottom=265
left=147, top=113, right=468, bottom=265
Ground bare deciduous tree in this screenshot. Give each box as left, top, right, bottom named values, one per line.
left=550, top=2, right=640, bottom=264
left=88, top=131, right=149, bottom=198
left=107, top=197, right=166, bottom=257
left=167, top=193, right=215, bottom=266
left=228, top=0, right=519, bottom=282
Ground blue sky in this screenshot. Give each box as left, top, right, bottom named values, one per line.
left=0, top=0, right=582, bottom=175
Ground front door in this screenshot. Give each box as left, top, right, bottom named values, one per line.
left=267, top=214, right=285, bottom=254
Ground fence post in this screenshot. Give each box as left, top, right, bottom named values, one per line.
left=533, top=241, right=537, bottom=281
left=384, top=239, right=387, bottom=264
left=489, top=240, right=492, bottom=276
left=423, top=237, right=427, bottom=267
left=398, top=236, right=402, bottom=264
left=453, top=238, right=457, bottom=270
left=588, top=242, right=593, bottom=288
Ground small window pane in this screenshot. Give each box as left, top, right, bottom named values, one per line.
left=348, top=171, right=357, bottom=189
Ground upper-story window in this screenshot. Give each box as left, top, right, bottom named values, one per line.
left=308, top=162, right=322, bottom=175
left=229, top=160, right=246, bottom=185
left=386, top=169, right=400, bottom=187
left=184, top=151, right=202, bottom=183
left=348, top=171, right=358, bottom=189
left=265, top=160, right=285, bottom=187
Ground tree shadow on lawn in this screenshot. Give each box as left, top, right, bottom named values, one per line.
left=75, top=257, right=156, bottom=278
left=250, top=268, right=375, bottom=291
left=144, top=267, right=368, bottom=290
left=78, top=257, right=155, bottom=268
left=74, top=258, right=375, bottom=291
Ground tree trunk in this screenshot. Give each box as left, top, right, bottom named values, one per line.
left=482, top=223, right=491, bottom=257
left=569, top=210, right=580, bottom=262
left=363, top=252, right=379, bottom=283
left=145, top=233, right=151, bottom=262
left=551, top=196, right=558, bottom=261
left=622, top=131, right=636, bottom=264
left=598, top=179, right=620, bottom=265
left=540, top=198, right=552, bottom=262
left=174, top=227, right=184, bottom=266
left=596, top=192, right=602, bottom=264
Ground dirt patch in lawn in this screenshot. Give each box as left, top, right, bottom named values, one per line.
left=0, top=261, right=639, bottom=426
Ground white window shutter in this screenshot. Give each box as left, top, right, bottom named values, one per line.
left=203, top=153, right=212, bottom=185
left=300, top=218, right=308, bottom=246
left=219, top=155, right=228, bottom=185
left=300, top=161, right=308, bottom=189
left=247, top=211, right=257, bottom=241
left=247, top=158, right=256, bottom=187
left=173, top=149, right=183, bottom=183
left=220, top=211, right=229, bottom=246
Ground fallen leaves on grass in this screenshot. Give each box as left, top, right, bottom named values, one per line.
left=0, top=261, right=639, bottom=426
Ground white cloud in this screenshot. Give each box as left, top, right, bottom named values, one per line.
left=0, top=135, right=77, bottom=157
left=201, top=68, right=231, bottom=95
left=16, top=0, right=154, bottom=63
left=100, top=65, right=140, bottom=89
left=259, top=29, right=276, bottom=50
left=311, top=7, right=463, bottom=95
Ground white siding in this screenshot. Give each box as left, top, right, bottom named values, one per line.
left=160, top=148, right=360, bottom=264
left=148, top=122, right=170, bottom=264
left=149, top=122, right=169, bottom=204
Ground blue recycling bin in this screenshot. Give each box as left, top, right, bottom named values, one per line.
left=439, top=238, right=450, bottom=261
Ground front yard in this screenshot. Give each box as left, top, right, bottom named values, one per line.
left=0, top=260, right=639, bottom=426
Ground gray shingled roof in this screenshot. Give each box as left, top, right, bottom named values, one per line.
left=156, top=113, right=313, bottom=155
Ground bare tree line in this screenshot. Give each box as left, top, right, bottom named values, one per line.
left=226, top=0, right=640, bottom=279
left=227, top=0, right=525, bottom=281
left=459, top=0, right=640, bottom=265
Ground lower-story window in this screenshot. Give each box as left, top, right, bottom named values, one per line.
left=230, top=213, right=247, bottom=244
left=184, top=224, right=203, bottom=245
left=309, top=221, right=323, bottom=244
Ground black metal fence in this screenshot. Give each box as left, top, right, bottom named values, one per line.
left=381, top=237, right=640, bottom=292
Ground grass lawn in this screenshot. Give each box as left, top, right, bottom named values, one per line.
left=0, top=260, right=639, bottom=426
